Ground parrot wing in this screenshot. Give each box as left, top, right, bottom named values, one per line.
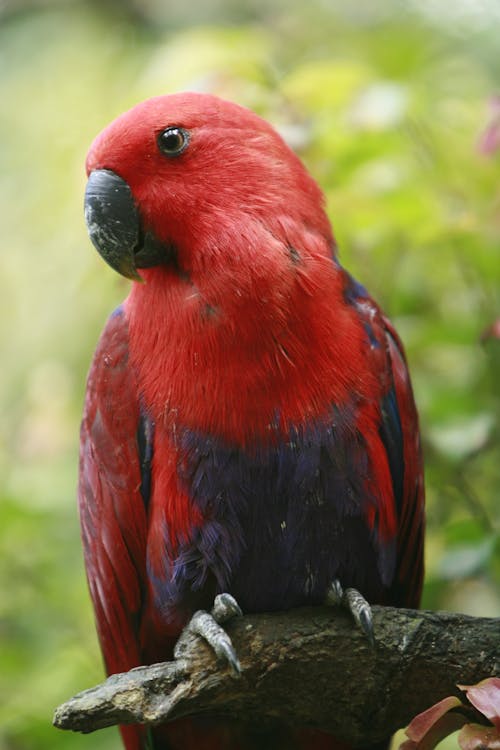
left=343, top=272, right=424, bottom=609
left=382, top=315, right=425, bottom=608
left=78, top=307, right=150, bottom=676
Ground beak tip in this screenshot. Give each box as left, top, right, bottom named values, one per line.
left=117, top=258, right=144, bottom=283
left=132, top=270, right=145, bottom=284
left=84, top=169, right=142, bottom=282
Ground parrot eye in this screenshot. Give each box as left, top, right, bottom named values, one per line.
left=157, top=127, right=190, bottom=157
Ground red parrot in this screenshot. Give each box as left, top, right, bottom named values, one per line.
left=79, top=93, right=425, bottom=750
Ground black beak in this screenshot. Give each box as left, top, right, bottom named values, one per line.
left=84, top=169, right=170, bottom=281
left=84, top=169, right=142, bottom=281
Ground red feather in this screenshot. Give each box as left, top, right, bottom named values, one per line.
left=79, top=93, right=425, bottom=750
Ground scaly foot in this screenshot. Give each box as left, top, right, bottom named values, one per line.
left=174, top=593, right=243, bottom=676
left=325, top=579, right=375, bottom=647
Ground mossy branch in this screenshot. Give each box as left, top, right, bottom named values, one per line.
left=54, top=606, right=500, bottom=746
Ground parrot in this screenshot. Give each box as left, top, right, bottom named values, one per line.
left=79, top=92, right=425, bottom=750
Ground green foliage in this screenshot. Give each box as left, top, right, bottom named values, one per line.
left=1, top=2, right=499, bottom=748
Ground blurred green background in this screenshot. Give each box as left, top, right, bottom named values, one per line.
left=1, top=0, right=499, bottom=748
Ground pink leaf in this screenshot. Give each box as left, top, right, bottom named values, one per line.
left=401, top=696, right=467, bottom=750
left=459, top=679, right=500, bottom=731
left=481, top=320, right=500, bottom=343
left=478, top=96, right=500, bottom=156
left=458, top=722, right=500, bottom=750
left=407, top=697, right=463, bottom=742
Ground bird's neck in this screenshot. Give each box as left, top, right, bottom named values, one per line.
left=124, top=228, right=366, bottom=445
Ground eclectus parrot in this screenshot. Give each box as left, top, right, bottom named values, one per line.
left=79, top=93, right=425, bottom=750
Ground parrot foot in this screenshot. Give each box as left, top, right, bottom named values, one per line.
left=174, top=593, right=243, bottom=676
left=325, top=579, right=375, bottom=647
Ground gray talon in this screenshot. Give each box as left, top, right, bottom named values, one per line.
left=217, top=638, right=241, bottom=676
left=325, top=579, right=344, bottom=606
left=358, top=608, right=375, bottom=647
left=326, top=579, right=375, bottom=647
left=344, top=588, right=375, bottom=647
left=212, top=593, right=243, bottom=623
left=175, top=593, right=243, bottom=676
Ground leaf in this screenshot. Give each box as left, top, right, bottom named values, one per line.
left=282, top=59, right=371, bottom=111
left=438, top=537, right=497, bottom=580
left=459, top=679, right=500, bottom=731
left=477, top=97, right=500, bottom=156
left=402, top=696, right=467, bottom=750
left=458, top=722, right=500, bottom=750
left=480, top=320, right=500, bottom=342
left=349, top=82, right=409, bottom=130
left=428, top=414, right=494, bottom=461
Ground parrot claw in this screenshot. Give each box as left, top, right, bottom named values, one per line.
left=175, top=593, right=243, bottom=676
left=325, top=578, right=344, bottom=606
left=326, top=579, right=375, bottom=647
left=212, top=592, right=243, bottom=623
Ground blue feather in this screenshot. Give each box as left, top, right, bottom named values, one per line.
left=150, top=409, right=397, bottom=621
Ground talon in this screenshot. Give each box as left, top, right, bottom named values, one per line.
left=344, top=588, right=375, bottom=647
left=214, top=635, right=241, bottom=676
left=175, top=593, right=243, bottom=677
left=326, top=579, right=375, bottom=647
left=325, top=579, right=344, bottom=606
left=212, top=593, right=243, bottom=623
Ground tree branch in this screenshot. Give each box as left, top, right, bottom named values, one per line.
left=53, top=606, right=500, bottom=746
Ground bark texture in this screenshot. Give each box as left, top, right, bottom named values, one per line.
left=53, top=606, right=500, bottom=746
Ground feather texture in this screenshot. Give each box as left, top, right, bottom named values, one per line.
left=79, top=93, right=425, bottom=750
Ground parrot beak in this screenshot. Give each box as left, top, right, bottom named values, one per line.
left=85, top=169, right=180, bottom=281
left=84, top=169, right=143, bottom=281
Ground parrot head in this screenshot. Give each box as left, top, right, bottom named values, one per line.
left=84, top=93, right=333, bottom=281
